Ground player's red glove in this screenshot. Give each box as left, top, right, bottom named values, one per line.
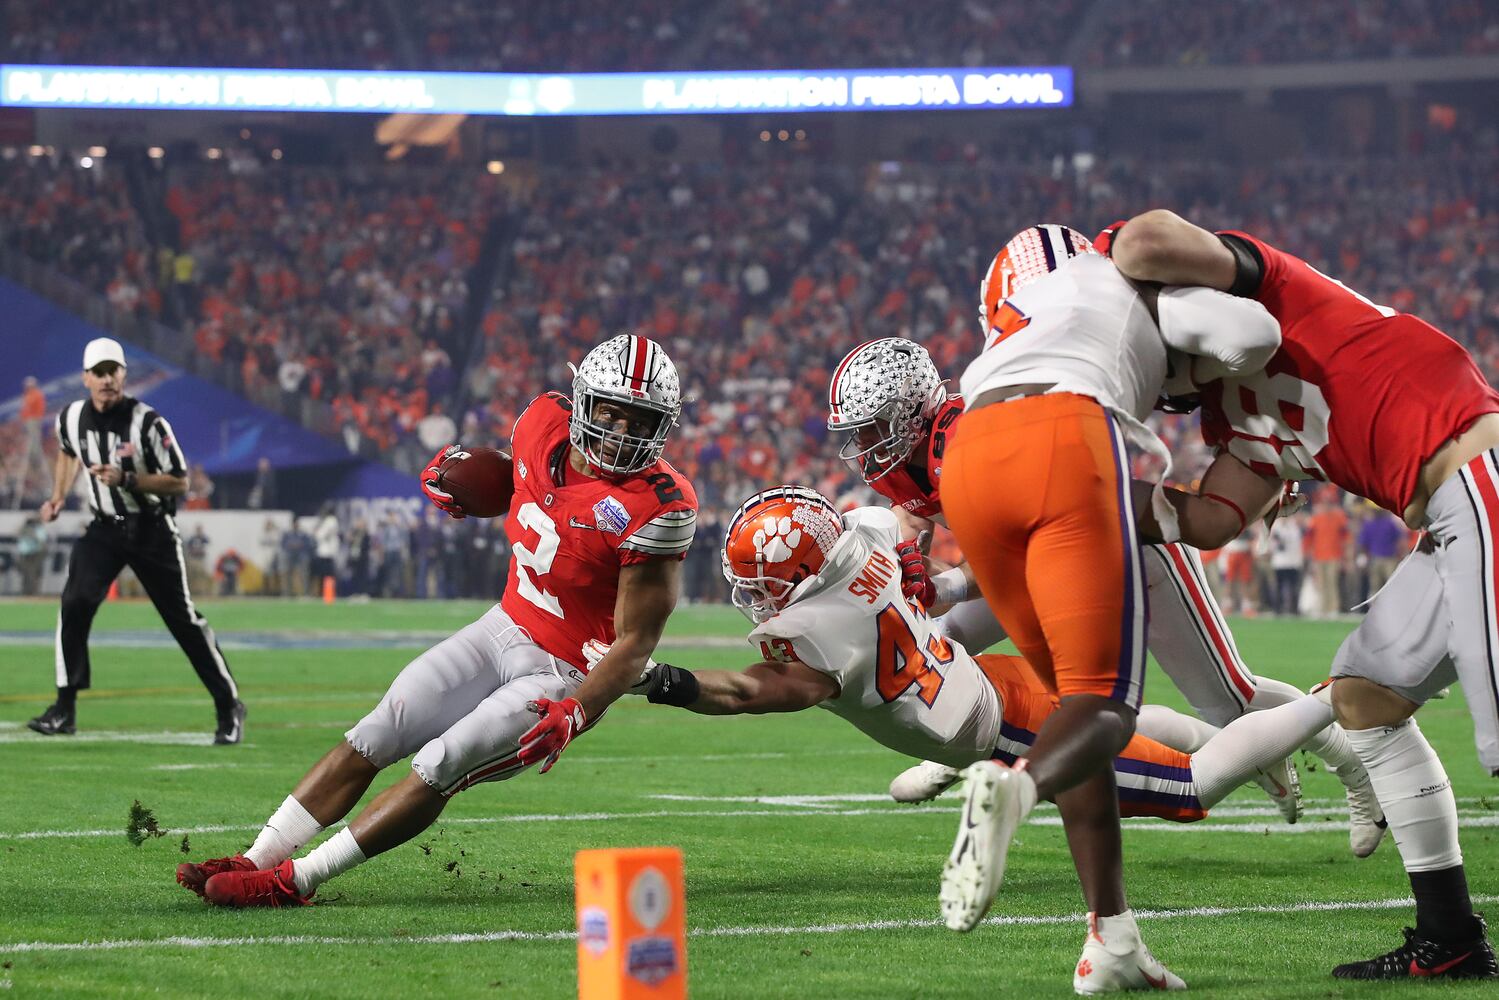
left=895, top=538, right=936, bottom=609
left=519, top=697, right=587, bottom=774
left=421, top=444, right=465, bottom=519
left=1093, top=219, right=1129, bottom=257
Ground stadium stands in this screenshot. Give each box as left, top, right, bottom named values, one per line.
left=11, top=0, right=1492, bottom=71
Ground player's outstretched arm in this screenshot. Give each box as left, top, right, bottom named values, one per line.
left=1133, top=452, right=1283, bottom=550
left=671, top=660, right=838, bottom=716
left=1110, top=210, right=1238, bottom=291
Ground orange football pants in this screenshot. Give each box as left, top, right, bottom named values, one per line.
left=976, top=654, right=1204, bottom=822
left=943, top=393, right=1146, bottom=708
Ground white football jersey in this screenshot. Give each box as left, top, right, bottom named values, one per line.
left=960, top=254, right=1164, bottom=421
left=747, top=507, right=1002, bottom=767
left=959, top=254, right=1281, bottom=541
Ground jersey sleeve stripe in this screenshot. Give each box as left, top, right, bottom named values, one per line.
left=627, top=517, right=697, bottom=545
left=619, top=533, right=694, bottom=555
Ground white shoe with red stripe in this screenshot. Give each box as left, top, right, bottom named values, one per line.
left=1251, top=755, right=1302, bottom=823
left=1073, top=911, right=1186, bottom=995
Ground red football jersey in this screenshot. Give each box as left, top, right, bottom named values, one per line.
left=1199, top=231, right=1499, bottom=515
left=868, top=396, right=964, bottom=519
left=499, top=393, right=698, bottom=668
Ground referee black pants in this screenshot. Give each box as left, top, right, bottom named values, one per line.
left=57, top=516, right=238, bottom=709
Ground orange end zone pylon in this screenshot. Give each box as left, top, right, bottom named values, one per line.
left=575, top=847, right=687, bottom=999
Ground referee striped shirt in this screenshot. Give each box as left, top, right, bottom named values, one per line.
left=56, top=396, right=187, bottom=517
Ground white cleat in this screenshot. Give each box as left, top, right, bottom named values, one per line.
left=940, top=761, right=1034, bottom=932
left=1332, top=761, right=1388, bottom=858
left=1073, top=911, right=1187, bottom=995
left=890, top=760, right=961, bottom=803
left=1251, top=755, right=1302, bottom=824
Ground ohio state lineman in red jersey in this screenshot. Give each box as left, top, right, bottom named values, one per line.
left=176, top=335, right=696, bottom=907
left=1108, top=211, right=1499, bottom=981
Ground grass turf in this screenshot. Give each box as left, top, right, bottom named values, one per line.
left=1, top=599, right=1496, bottom=998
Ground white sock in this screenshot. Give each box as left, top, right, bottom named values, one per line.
left=1089, top=910, right=1142, bottom=953
left=1137, top=704, right=1218, bottom=753
left=1247, top=675, right=1305, bottom=710
left=245, top=795, right=325, bottom=870
left=1346, top=720, right=1461, bottom=871
left=292, top=826, right=367, bottom=895
left=1191, top=695, right=1334, bottom=808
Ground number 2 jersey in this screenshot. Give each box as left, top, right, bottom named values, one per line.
left=1200, top=231, right=1499, bottom=516
left=499, top=393, right=698, bottom=669
left=747, top=506, right=1206, bottom=820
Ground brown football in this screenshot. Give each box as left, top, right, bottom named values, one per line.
left=437, top=447, right=515, bottom=518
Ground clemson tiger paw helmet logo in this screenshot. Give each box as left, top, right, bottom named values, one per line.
left=752, top=516, right=802, bottom=564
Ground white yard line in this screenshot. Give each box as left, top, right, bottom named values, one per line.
left=4, top=894, right=1496, bottom=955
left=6, top=806, right=1498, bottom=842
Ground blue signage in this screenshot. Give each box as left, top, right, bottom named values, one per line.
left=0, top=64, right=1072, bottom=116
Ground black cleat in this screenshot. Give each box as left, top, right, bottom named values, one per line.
left=213, top=700, right=247, bottom=745
left=27, top=703, right=76, bottom=736
left=1333, top=918, right=1499, bottom=980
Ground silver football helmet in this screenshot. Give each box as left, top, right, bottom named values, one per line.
left=569, top=334, right=682, bottom=476
left=826, top=338, right=944, bottom=483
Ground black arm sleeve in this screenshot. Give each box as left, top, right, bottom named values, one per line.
left=1217, top=233, right=1265, bottom=298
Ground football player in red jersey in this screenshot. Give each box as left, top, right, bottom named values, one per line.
left=1108, top=211, right=1499, bottom=980
left=826, top=338, right=1382, bottom=847
left=176, top=335, right=697, bottom=907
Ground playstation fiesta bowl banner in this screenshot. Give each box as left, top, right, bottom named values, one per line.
left=1, top=64, right=1071, bottom=116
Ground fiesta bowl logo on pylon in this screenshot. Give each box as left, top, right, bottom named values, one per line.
left=626, top=936, right=679, bottom=985
left=579, top=906, right=610, bottom=956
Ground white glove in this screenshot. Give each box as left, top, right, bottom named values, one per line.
left=580, top=639, right=658, bottom=694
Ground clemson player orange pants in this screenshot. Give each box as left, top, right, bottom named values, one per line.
left=943, top=393, right=1146, bottom=709
left=976, top=654, right=1202, bottom=823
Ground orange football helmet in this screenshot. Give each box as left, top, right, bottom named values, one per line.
left=979, top=224, right=1096, bottom=334
left=722, top=486, right=844, bottom=622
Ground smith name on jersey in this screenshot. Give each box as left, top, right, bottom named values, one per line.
left=501, top=393, right=698, bottom=670
left=747, top=506, right=1002, bottom=766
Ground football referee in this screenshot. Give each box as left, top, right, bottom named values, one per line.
left=27, top=338, right=246, bottom=744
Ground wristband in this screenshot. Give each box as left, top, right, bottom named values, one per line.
left=932, top=567, right=974, bottom=607
left=1217, top=234, right=1265, bottom=298
left=645, top=663, right=701, bottom=707
left=1201, top=491, right=1248, bottom=536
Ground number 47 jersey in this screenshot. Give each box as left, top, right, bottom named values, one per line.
left=748, top=507, right=1003, bottom=767
left=500, top=393, right=698, bottom=670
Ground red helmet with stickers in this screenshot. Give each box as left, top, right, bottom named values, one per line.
left=979, top=224, right=1097, bottom=334
left=722, top=486, right=844, bottom=623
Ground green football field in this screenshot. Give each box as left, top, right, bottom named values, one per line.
left=2, top=598, right=1497, bottom=998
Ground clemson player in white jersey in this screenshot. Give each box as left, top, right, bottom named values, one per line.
left=825, top=338, right=1383, bottom=847
left=625, top=486, right=1366, bottom=993
left=930, top=224, right=1287, bottom=988
left=176, top=335, right=696, bottom=907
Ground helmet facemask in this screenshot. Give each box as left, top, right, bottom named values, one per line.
left=571, top=388, right=675, bottom=476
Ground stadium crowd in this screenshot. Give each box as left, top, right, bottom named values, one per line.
left=4, top=138, right=1498, bottom=553
left=6, top=0, right=1496, bottom=72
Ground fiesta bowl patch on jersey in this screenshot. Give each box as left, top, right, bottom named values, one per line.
left=594, top=496, right=631, bottom=534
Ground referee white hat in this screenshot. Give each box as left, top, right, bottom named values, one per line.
left=82, top=338, right=127, bottom=371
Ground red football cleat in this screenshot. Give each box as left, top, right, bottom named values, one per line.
left=176, top=855, right=257, bottom=897
left=203, top=859, right=313, bottom=908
